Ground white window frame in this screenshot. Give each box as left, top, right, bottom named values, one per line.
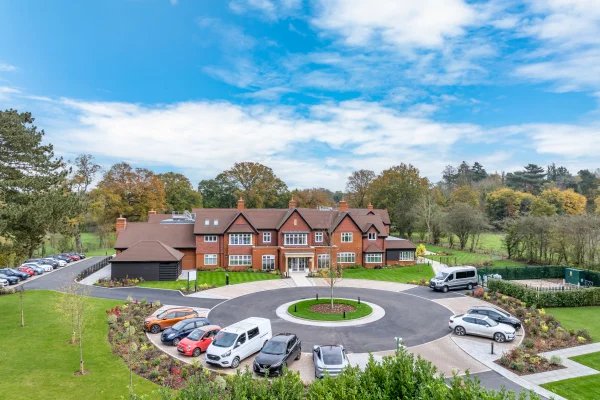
left=284, top=233, right=308, bottom=246
left=229, top=233, right=252, bottom=245
left=399, top=251, right=414, bottom=261
left=228, top=255, right=252, bottom=266
left=367, top=232, right=377, bottom=241
left=337, top=252, right=355, bottom=264
left=261, top=255, right=275, bottom=271
left=365, top=253, right=383, bottom=263
left=317, top=254, right=330, bottom=269
left=204, top=254, right=217, bottom=265
left=204, top=235, right=217, bottom=243
left=314, top=232, right=324, bottom=243
left=262, top=232, right=271, bottom=243
left=341, top=232, right=353, bottom=242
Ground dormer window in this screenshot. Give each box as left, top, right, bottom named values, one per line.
left=213, top=219, right=218, bottom=225
left=368, top=232, right=377, bottom=240
left=204, top=219, right=210, bottom=226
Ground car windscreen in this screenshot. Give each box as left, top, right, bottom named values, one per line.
left=434, top=272, right=449, bottom=280
left=262, top=340, right=287, bottom=355
left=212, top=331, right=238, bottom=348
left=495, top=308, right=510, bottom=317
left=187, top=329, right=206, bottom=341
left=172, top=320, right=190, bottom=331
left=321, top=347, right=343, bottom=365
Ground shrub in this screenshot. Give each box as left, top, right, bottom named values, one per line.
left=523, top=339, right=535, bottom=349
left=550, top=355, right=562, bottom=366
left=487, top=279, right=600, bottom=307
left=0, top=287, right=16, bottom=296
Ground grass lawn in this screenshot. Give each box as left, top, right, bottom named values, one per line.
left=571, top=352, right=600, bottom=370
left=0, top=291, right=159, bottom=400
left=547, top=307, right=600, bottom=342
left=287, top=298, right=372, bottom=321
left=137, top=270, right=280, bottom=291
left=423, top=244, right=527, bottom=268
left=35, top=231, right=116, bottom=257
left=435, top=232, right=507, bottom=255
left=343, top=264, right=434, bottom=283
left=543, top=374, right=600, bottom=400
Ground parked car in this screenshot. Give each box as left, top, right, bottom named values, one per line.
left=0, top=273, right=19, bottom=285
left=48, top=257, right=67, bottom=267
left=177, top=325, right=221, bottom=357
left=52, top=254, right=72, bottom=263
left=23, top=262, right=52, bottom=272
left=467, top=306, right=522, bottom=330
left=0, top=277, right=7, bottom=288
left=78, top=253, right=86, bottom=259
left=206, top=317, right=272, bottom=369
left=313, top=345, right=349, bottom=378
left=17, top=266, right=36, bottom=276
left=41, top=258, right=60, bottom=269
left=27, top=258, right=58, bottom=269
left=429, top=266, right=478, bottom=292
left=161, top=317, right=211, bottom=346
left=21, top=264, right=44, bottom=275
left=253, top=333, right=301, bottom=376
left=60, top=253, right=79, bottom=262
left=0, top=268, right=29, bottom=281
left=449, top=314, right=516, bottom=343
left=144, top=307, right=200, bottom=334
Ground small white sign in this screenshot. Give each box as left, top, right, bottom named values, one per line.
left=188, top=270, right=197, bottom=281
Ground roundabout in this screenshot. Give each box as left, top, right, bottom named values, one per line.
left=208, top=286, right=453, bottom=353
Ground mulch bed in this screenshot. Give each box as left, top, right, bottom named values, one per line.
left=310, top=303, right=356, bottom=314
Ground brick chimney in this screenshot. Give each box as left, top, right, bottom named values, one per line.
left=116, top=216, right=127, bottom=234
left=237, top=197, right=245, bottom=210
left=288, top=197, right=297, bottom=209
left=367, top=202, right=373, bottom=211
left=338, top=199, right=348, bottom=212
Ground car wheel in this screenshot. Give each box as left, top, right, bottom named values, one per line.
left=467, top=283, right=473, bottom=290
left=295, top=351, right=301, bottom=361
left=442, top=285, right=449, bottom=293
left=192, top=348, right=201, bottom=357
left=231, top=357, right=240, bottom=369
left=172, top=338, right=180, bottom=346
left=454, top=326, right=466, bottom=336
left=150, top=324, right=161, bottom=334
left=494, top=333, right=506, bottom=343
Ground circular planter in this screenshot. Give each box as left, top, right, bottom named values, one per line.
left=287, top=298, right=372, bottom=321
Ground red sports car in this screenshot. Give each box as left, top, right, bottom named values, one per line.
left=17, top=266, right=36, bottom=276
left=177, top=325, right=221, bottom=357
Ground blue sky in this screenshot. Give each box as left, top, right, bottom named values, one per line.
left=0, top=0, right=599, bottom=190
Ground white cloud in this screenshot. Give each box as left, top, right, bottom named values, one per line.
left=312, top=0, right=477, bottom=50
left=525, top=123, right=600, bottom=158
left=229, top=0, right=301, bottom=20
left=0, top=62, right=16, bottom=72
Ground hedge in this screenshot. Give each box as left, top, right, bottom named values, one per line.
left=488, top=279, right=600, bottom=307
left=478, top=265, right=600, bottom=286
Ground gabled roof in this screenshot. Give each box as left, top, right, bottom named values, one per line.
left=223, top=213, right=258, bottom=234
left=115, top=223, right=195, bottom=249
left=276, top=208, right=314, bottom=230
left=348, top=208, right=391, bottom=225
left=112, top=241, right=184, bottom=262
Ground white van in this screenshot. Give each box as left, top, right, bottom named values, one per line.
left=205, top=317, right=272, bottom=368
left=429, top=266, right=478, bottom=292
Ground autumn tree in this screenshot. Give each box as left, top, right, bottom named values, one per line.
left=90, top=162, right=166, bottom=223
left=290, top=188, right=334, bottom=208
left=449, top=185, right=479, bottom=208
left=370, top=164, right=429, bottom=237
left=445, top=203, right=489, bottom=251
left=198, top=174, right=237, bottom=208
left=158, top=172, right=202, bottom=212
left=202, top=162, right=289, bottom=208
left=486, top=188, right=534, bottom=221
left=346, top=169, right=375, bottom=207
left=0, top=109, right=77, bottom=257
left=539, top=188, right=586, bottom=215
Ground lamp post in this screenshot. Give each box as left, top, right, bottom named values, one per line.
left=394, top=336, right=404, bottom=354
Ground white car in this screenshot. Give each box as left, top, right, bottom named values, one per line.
left=52, top=258, right=67, bottom=267
left=313, top=345, right=350, bottom=378
left=0, top=277, right=8, bottom=288
left=449, top=314, right=516, bottom=343
left=23, top=262, right=53, bottom=272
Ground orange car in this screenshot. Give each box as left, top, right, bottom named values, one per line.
left=144, top=307, right=199, bottom=334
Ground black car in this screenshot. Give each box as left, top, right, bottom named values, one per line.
left=253, top=333, right=301, bottom=377
left=161, top=317, right=210, bottom=346
left=0, top=268, right=29, bottom=281
left=53, top=254, right=71, bottom=263
left=0, top=273, right=19, bottom=285
left=467, top=306, right=522, bottom=330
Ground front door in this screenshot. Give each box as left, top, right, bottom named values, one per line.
left=289, top=257, right=307, bottom=272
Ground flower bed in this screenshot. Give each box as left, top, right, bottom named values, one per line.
left=106, top=299, right=203, bottom=389
left=497, top=347, right=564, bottom=375
left=287, top=298, right=372, bottom=321
left=96, top=277, right=143, bottom=288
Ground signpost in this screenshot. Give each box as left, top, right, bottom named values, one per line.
left=188, top=270, right=197, bottom=293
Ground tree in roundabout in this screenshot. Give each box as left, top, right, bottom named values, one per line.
left=287, top=298, right=372, bottom=322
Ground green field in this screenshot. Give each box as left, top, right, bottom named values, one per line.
left=547, top=307, right=600, bottom=342
left=0, top=291, right=158, bottom=400
left=35, top=231, right=115, bottom=257
left=571, top=352, right=600, bottom=370
left=343, top=264, right=434, bottom=283
left=542, top=352, right=600, bottom=400
left=137, top=270, right=280, bottom=291
left=434, top=232, right=507, bottom=254
left=287, top=298, right=372, bottom=321
left=423, top=244, right=527, bottom=268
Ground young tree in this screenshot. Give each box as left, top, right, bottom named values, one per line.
left=58, top=283, right=89, bottom=375
left=318, top=228, right=342, bottom=309
left=345, top=169, right=375, bottom=207
left=158, top=172, right=202, bottom=212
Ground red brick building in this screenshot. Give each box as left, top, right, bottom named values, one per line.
left=114, top=199, right=416, bottom=274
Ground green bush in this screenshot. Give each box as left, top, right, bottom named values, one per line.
left=488, top=279, right=600, bottom=307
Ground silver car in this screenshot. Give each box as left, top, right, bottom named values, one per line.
left=0, top=277, right=7, bottom=288
left=449, top=314, right=516, bottom=343
left=313, top=345, right=349, bottom=378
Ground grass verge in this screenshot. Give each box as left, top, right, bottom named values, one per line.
left=287, top=298, right=372, bottom=321
left=137, top=270, right=280, bottom=291
left=0, top=290, right=158, bottom=400
left=547, top=307, right=600, bottom=342
left=343, top=264, right=434, bottom=283
left=423, top=244, right=527, bottom=268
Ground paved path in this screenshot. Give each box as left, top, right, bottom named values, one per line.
left=523, top=343, right=600, bottom=385
left=289, top=271, right=313, bottom=287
